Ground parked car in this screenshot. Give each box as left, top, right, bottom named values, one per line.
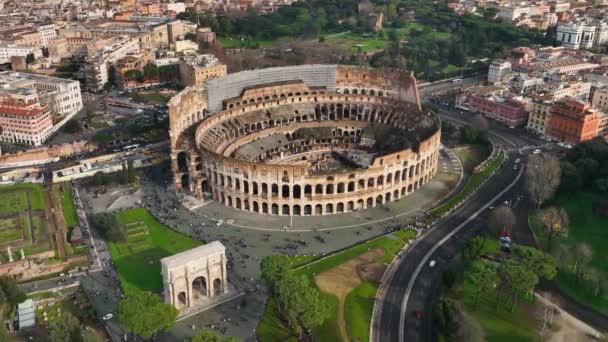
left=102, top=313, right=113, bottom=321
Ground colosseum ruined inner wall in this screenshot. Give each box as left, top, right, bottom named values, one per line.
left=169, top=65, right=440, bottom=216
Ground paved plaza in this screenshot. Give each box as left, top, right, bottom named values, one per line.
left=77, top=150, right=460, bottom=341
left=140, top=150, right=460, bottom=341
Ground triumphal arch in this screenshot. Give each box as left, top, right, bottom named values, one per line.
left=160, top=241, right=228, bottom=310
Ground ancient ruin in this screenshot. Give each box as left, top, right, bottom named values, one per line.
left=169, top=65, right=441, bottom=216
left=160, top=241, right=228, bottom=310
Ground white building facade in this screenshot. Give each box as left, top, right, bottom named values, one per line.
left=557, top=22, right=596, bottom=49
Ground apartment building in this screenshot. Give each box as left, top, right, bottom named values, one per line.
left=467, top=93, right=529, bottom=127
left=526, top=98, right=552, bottom=136
left=0, top=71, right=83, bottom=121
left=36, top=23, right=57, bottom=48
left=546, top=99, right=606, bottom=143
left=557, top=22, right=597, bottom=49
left=178, top=54, right=226, bottom=88
left=488, top=60, right=512, bottom=84
left=0, top=89, right=54, bottom=146
left=0, top=43, right=40, bottom=64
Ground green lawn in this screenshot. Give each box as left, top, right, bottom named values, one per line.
left=529, top=192, right=608, bottom=316
left=60, top=184, right=78, bottom=228
left=0, top=218, right=22, bottom=243
left=326, top=33, right=387, bottom=52
left=109, top=208, right=201, bottom=294
left=344, top=280, right=377, bottom=342
left=452, top=144, right=490, bottom=173
left=218, top=36, right=290, bottom=49
left=0, top=184, right=44, bottom=212
left=258, top=229, right=417, bottom=342
left=429, top=150, right=504, bottom=217
left=461, top=267, right=540, bottom=342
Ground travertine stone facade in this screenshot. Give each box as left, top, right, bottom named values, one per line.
left=160, top=241, right=228, bottom=310
left=169, top=65, right=440, bottom=216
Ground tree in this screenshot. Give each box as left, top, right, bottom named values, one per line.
left=260, top=255, right=292, bottom=288
left=91, top=171, right=108, bottom=186
left=25, top=53, right=35, bottom=64
left=127, top=160, right=135, bottom=184
left=120, top=163, right=129, bottom=184
left=188, top=329, right=239, bottom=342
left=525, top=153, right=561, bottom=208
left=275, top=274, right=330, bottom=338
left=184, top=32, right=197, bottom=41
left=511, top=245, right=557, bottom=281
left=463, top=235, right=486, bottom=261
left=124, top=69, right=144, bottom=82
left=538, top=206, right=569, bottom=252
left=83, top=326, right=102, bottom=342
left=488, top=205, right=515, bottom=235
left=500, top=260, right=538, bottom=311
left=117, top=291, right=179, bottom=341
left=574, top=243, right=593, bottom=280
left=0, top=276, right=26, bottom=306
left=89, top=213, right=126, bottom=242
left=63, top=119, right=81, bottom=133
left=142, top=63, right=159, bottom=79
left=467, top=261, right=497, bottom=307
left=584, top=268, right=603, bottom=297
left=470, top=114, right=489, bottom=131
left=49, top=311, right=81, bottom=342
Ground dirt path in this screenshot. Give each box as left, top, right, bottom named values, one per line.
left=314, top=249, right=386, bottom=342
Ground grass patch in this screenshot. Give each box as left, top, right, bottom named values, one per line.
left=461, top=271, right=540, bottom=342
left=93, top=132, right=112, bottom=144
left=529, top=191, right=608, bottom=316
left=294, top=230, right=416, bottom=279
left=429, top=149, right=504, bottom=217
left=452, top=144, right=490, bottom=173
left=0, top=184, right=45, bottom=211
left=60, top=184, right=78, bottom=228
left=0, top=218, right=22, bottom=244
left=344, top=281, right=377, bottom=342
left=258, top=229, right=417, bottom=342
left=109, top=208, right=200, bottom=294
left=217, top=36, right=289, bottom=49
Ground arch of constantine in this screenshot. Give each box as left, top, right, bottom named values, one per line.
left=169, top=65, right=441, bottom=216
left=161, top=241, right=228, bottom=310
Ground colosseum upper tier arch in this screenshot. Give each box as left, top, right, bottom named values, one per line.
left=169, top=65, right=441, bottom=216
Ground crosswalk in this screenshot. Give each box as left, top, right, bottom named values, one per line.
left=440, top=149, right=461, bottom=174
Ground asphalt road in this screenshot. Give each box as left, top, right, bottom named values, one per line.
left=376, top=151, right=522, bottom=342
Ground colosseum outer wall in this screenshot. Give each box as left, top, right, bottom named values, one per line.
left=169, top=65, right=440, bottom=215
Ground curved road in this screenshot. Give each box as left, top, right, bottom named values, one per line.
left=376, top=151, right=522, bottom=342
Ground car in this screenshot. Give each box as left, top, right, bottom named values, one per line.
left=102, top=313, right=113, bottom=321
left=532, top=149, right=542, bottom=154
left=515, top=158, right=521, bottom=163
left=216, top=219, right=224, bottom=226
left=488, top=206, right=495, bottom=210
left=429, top=260, right=436, bottom=268
left=564, top=144, right=573, bottom=149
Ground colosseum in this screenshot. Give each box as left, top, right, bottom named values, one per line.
left=168, top=65, right=441, bottom=216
